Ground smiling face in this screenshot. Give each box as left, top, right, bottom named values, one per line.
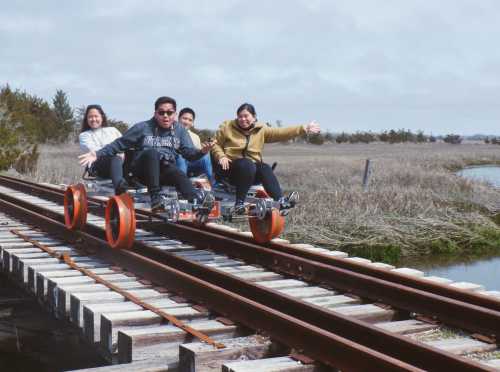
left=236, top=109, right=256, bottom=130
left=154, top=103, right=177, bottom=129
left=86, top=108, right=103, bottom=129
left=179, top=112, right=194, bottom=130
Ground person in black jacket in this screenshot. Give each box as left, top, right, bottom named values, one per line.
left=79, top=96, right=215, bottom=212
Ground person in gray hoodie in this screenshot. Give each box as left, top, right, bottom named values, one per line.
left=79, top=96, right=215, bottom=212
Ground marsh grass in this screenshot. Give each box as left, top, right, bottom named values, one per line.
left=8, top=141, right=500, bottom=261
left=263, top=142, right=500, bottom=261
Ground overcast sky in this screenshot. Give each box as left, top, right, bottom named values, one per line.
left=2, top=1, right=500, bottom=135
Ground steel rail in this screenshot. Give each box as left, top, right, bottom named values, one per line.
left=0, top=184, right=494, bottom=371
left=0, top=196, right=422, bottom=372
left=2, top=179, right=500, bottom=341
left=2, top=174, right=499, bottom=317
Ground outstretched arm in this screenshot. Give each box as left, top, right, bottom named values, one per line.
left=78, top=151, right=97, bottom=168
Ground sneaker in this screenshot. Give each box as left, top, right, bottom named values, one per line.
left=194, top=189, right=215, bottom=211
left=279, top=191, right=299, bottom=210
left=150, top=193, right=165, bottom=213
left=233, top=200, right=247, bottom=215
left=115, top=179, right=130, bottom=195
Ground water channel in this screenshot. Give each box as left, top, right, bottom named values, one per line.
left=406, top=165, right=500, bottom=291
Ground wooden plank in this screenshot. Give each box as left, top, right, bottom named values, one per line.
left=71, top=289, right=169, bottom=327
left=178, top=335, right=273, bottom=372
left=482, top=359, right=500, bottom=369
left=303, top=295, right=360, bottom=308
left=425, top=338, right=497, bottom=355
left=64, top=358, right=178, bottom=371
left=478, top=290, right=500, bottom=299
left=117, top=320, right=240, bottom=363
left=222, top=356, right=317, bottom=372
left=375, top=319, right=439, bottom=335
left=421, top=276, right=454, bottom=285
left=256, top=279, right=308, bottom=290
left=217, top=265, right=265, bottom=274
left=449, top=282, right=485, bottom=292
left=391, top=268, right=424, bottom=277
left=101, top=306, right=206, bottom=354
left=276, top=286, right=335, bottom=299
left=230, top=271, right=283, bottom=282
left=32, top=262, right=112, bottom=295
left=332, top=304, right=395, bottom=323
left=84, top=298, right=190, bottom=343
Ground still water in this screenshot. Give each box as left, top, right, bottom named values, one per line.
left=409, top=166, right=500, bottom=291
left=457, top=165, right=500, bottom=187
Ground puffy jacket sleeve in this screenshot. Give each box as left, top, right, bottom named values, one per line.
left=96, top=123, right=144, bottom=157
left=79, top=132, right=98, bottom=152
left=263, top=125, right=305, bottom=143
left=211, top=122, right=228, bottom=161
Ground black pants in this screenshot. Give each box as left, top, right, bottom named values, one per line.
left=216, top=158, right=282, bottom=202
left=91, top=156, right=124, bottom=190
left=131, top=149, right=197, bottom=201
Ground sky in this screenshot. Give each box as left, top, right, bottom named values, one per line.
left=1, top=0, right=500, bottom=135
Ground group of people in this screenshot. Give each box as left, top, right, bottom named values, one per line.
left=78, top=96, right=320, bottom=213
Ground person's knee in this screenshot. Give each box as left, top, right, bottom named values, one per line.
left=111, top=155, right=123, bottom=165
left=142, top=148, right=160, bottom=161
left=232, top=158, right=256, bottom=173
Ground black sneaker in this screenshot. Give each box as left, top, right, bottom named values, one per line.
left=193, top=189, right=215, bottom=211
left=115, top=179, right=130, bottom=195
left=233, top=200, right=247, bottom=215
left=279, top=191, right=299, bottom=210
left=150, top=193, right=165, bottom=213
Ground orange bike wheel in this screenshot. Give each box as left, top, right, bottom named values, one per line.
left=249, top=208, right=285, bottom=243
left=105, top=193, right=136, bottom=250
left=64, top=183, right=88, bottom=230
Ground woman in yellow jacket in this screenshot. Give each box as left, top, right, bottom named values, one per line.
left=212, top=103, right=320, bottom=212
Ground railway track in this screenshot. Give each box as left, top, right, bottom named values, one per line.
left=0, top=175, right=499, bottom=371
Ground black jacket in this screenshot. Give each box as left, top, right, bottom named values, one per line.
left=96, top=119, right=203, bottom=166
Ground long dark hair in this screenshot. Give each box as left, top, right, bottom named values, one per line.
left=80, top=104, right=108, bottom=133
left=236, top=103, right=257, bottom=117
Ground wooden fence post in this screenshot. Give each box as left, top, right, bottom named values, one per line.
left=362, top=159, right=372, bottom=192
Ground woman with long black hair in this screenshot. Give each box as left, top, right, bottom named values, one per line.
left=79, top=104, right=128, bottom=195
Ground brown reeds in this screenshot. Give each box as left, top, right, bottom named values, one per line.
left=8, top=141, right=500, bottom=260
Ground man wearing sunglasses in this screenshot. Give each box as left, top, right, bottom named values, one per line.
left=79, top=96, right=215, bottom=212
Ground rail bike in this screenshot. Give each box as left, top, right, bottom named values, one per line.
left=63, top=170, right=297, bottom=249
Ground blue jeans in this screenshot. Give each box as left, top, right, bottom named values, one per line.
left=176, top=154, right=214, bottom=185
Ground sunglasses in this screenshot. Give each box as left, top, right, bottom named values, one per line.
left=157, top=110, right=176, bottom=117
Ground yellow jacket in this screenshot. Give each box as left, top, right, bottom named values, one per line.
left=212, top=120, right=305, bottom=163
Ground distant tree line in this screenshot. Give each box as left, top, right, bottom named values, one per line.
left=0, top=84, right=129, bottom=174
left=484, top=137, right=500, bottom=145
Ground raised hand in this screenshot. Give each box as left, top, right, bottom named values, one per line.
left=304, top=120, right=320, bottom=134
left=201, top=139, right=217, bottom=154
left=78, top=151, right=97, bottom=168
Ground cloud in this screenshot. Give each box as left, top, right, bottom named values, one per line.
left=1, top=1, right=500, bottom=134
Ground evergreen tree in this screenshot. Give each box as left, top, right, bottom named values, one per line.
left=0, top=85, right=57, bottom=144
left=0, top=104, right=38, bottom=172
left=108, top=118, right=129, bottom=134
left=52, top=89, right=75, bottom=142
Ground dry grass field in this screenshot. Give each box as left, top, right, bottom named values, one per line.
left=264, top=142, right=500, bottom=261
left=7, top=141, right=500, bottom=262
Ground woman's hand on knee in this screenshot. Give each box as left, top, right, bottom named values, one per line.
left=219, top=156, right=231, bottom=170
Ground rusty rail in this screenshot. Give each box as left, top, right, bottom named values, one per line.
left=0, top=176, right=495, bottom=371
